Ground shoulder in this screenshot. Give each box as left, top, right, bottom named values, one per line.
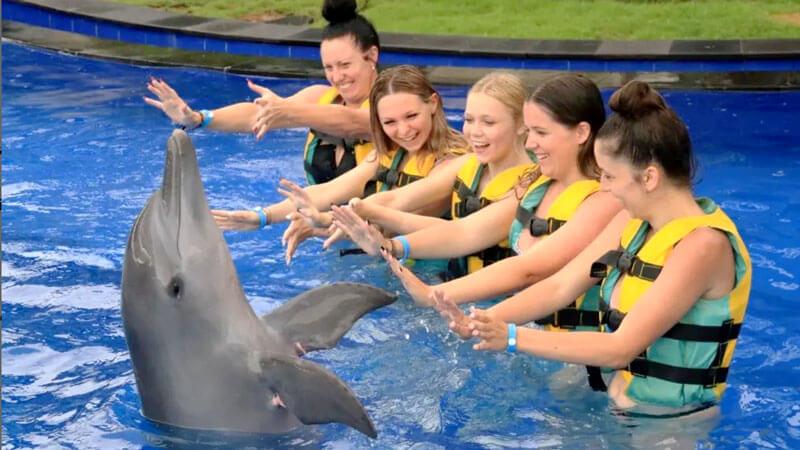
left=679, top=226, right=731, bottom=256
left=579, top=190, right=623, bottom=213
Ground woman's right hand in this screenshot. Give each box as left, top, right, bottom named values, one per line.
left=211, top=209, right=260, bottom=231
left=431, top=291, right=472, bottom=339
left=330, top=205, right=387, bottom=256
left=143, top=77, right=200, bottom=128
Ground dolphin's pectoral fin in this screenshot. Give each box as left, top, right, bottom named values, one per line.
left=259, top=353, right=377, bottom=438
left=261, top=282, right=397, bottom=352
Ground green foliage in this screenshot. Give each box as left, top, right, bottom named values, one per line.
left=113, top=0, right=800, bottom=39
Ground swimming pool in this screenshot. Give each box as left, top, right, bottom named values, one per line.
left=2, top=41, right=799, bottom=448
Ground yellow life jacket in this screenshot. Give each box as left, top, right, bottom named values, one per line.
left=446, top=155, right=536, bottom=277
left=506, top=177, right=601, bottom=332
left=362, top=147, right=446, bottom=196
left=303, top=87, right=373, bottom=185
left=592, top=198, right=751, bottom=407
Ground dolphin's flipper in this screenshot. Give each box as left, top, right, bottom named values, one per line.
left=260, top=353, right=377, bottom=438
left=261, top=282, right=397, bottom=352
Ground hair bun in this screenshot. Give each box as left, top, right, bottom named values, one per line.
left=322, top=0, right=358, bottom=24
left=608, top=80, right=667, bottom=120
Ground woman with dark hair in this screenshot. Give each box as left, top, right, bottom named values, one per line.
left=446, top=80, right=751, bottom=418
left=144, top=0, right=379, bottom=186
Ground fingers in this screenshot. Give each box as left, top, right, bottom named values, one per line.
left=142, top=96, right=163, bottom=110
left=322, top=227, right=345, bottom=249
left=247, top=78, right=270, bottom=96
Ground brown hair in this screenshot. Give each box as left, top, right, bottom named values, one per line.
left=597, top=80, right=695, bottom=186
left=528, top=74, right=606, bottom=179
left=369, top=65, right=468, bottom=159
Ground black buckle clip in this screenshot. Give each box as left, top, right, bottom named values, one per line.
left=529, top=217, right=549, bottom=236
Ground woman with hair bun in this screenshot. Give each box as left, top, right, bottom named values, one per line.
left=145, top=0, right=380, bottom=186
left=444, top=80, right=752, bottom=418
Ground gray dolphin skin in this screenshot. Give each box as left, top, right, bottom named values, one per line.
left=121, top=130, right=396, bottom=438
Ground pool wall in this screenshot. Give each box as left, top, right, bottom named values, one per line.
left=3, top=0, right=800, bottom=88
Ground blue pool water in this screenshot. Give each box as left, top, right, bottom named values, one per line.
left=2, top=41, right=800, bottom=449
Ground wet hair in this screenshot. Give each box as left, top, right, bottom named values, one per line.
left=468, top=72, right=528, bottom=148
left=528, top=74, right=606, bottom=179
left=597, top=80, right=695, bottom=186
left=369, top=65, right=468, bottom=159
left=321, top=0, right=380, bottom=52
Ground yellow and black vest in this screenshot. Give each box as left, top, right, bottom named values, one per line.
left=303, top=87, right=373, bottom=185
left=362, top=146, right=467, bottom=196
left=590, top=198, right=751, bottom=407
left=446, top=155, right=536, bottom=277
left=507, top=177, right=602, bottom=332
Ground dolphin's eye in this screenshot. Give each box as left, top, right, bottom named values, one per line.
left=167, top=277, right=183, bottom=299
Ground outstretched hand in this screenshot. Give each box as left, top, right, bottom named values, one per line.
left=277, top=179, right=329, bottom=228
left=144, top=77, right=198, bottom=127
left=248, top=79, right=286, bottom=140
left=281, top=213, right=331, bottom=265
left=330, top=205, right=387, bottom=256
left=468, top=307, right=510, bottom=351
left=431, top=291, right=472, bottom=338
left=379, top=248, right=434, bottom=307
left=212, top=209, right=260, bottom=231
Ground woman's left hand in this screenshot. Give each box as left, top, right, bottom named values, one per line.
left=249, top=80, right=287, bottom=140
left=281, top=214, right=331, bottom=265
left=469, top=307, right=509, bottom=351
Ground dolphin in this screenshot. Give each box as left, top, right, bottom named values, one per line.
left=121, top=129, right=396, bottom=438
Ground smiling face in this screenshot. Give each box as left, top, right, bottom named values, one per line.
left=462, top=92, right=518, bottom=164
left=320, top=36, right=376, bottom=105
left=523, top=101, right=588, bottom=180
left=376, top=92, right=437, bottom=153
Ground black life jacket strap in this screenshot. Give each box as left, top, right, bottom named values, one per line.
left=368, top=148, right=407, bottom=192
left=339, top=248, right=367, bottom=257
left=627, top=357, right=729, bottom=388
left=590, top=249, right=662, bottom=281
left=585, top=366, right=607, bottom=392
left=535, top=308, right=602, bottom=329
left=476, top=245, right=514, bottom=266
left=529, top=217, right=567, bottom=237
left=453, top=163, right=487, bottom=217
left=514, top=205, right=566, bottom=237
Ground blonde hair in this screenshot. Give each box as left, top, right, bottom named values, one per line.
left=468, top=71, right=527, bottom=148
left=369, top=65, right=468, bottom=159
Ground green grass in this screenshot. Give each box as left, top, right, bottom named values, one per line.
left=112, top=0, right=800, bottom=39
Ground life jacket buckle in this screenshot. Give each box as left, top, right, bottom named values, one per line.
left=529, top=217, right=549, bottom=236
left=384, top=169, right=399, bottom=187
left=617, top=251, right=634, bottom=274
left=464, top=196, right=482, bottom=216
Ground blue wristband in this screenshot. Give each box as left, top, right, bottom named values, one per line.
left=252, top=207, right=267, bottom=229
left=507, top=323, right=517, bottom=353
left=199, top=109, right=214, bottom=128
left=394, top=235, right=410, bottom=261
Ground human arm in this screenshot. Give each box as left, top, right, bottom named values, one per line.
left=395, top=195, right=518, bottom=260
left=144, top=77, right=260, bottom=132
left=469, top=221, right=735, bottom=369
left=250, top=81, right=370, bottom=140
left=349, top=154, right=470, bottom=234
left=211, top=153, right=379, bottom=231
left=432, top=192, right=622, bottom=305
